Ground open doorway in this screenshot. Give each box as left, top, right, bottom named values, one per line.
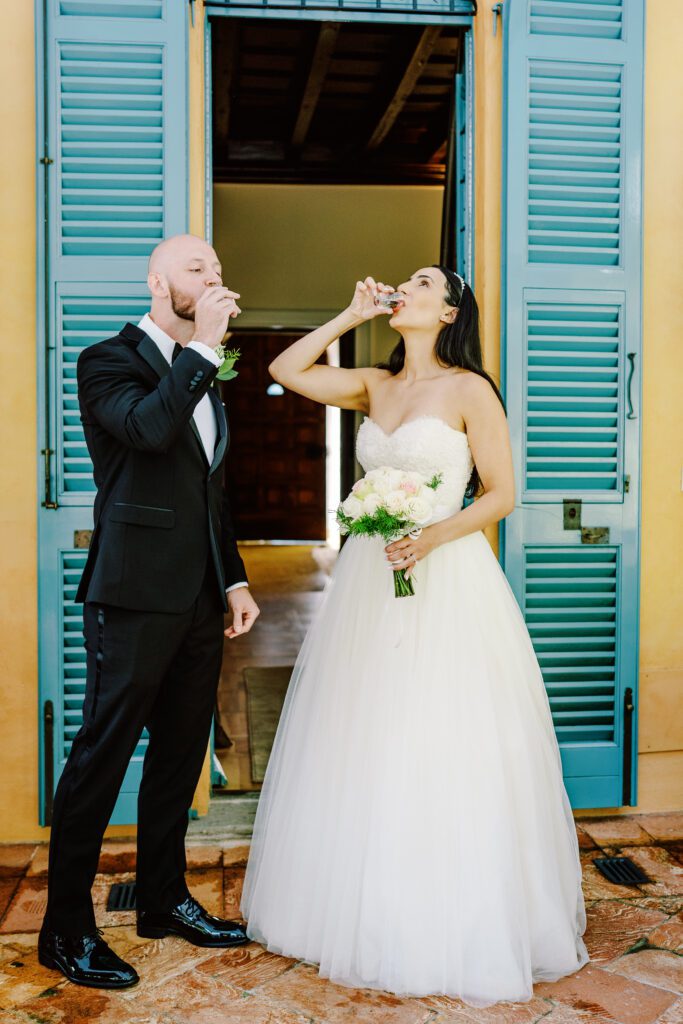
left=206, top=13, right=473, bottom=792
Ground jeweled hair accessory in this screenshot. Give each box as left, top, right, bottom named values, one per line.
left=453, top=271, right=466, bottom=292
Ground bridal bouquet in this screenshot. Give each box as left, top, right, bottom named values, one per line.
left=336, top=467, right=443, bottom=598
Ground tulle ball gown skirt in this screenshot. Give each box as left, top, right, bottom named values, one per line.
left=241, top=529, right=589, bottom=1008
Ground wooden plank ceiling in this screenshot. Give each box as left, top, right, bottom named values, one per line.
left=212, top=19, right=463, bottom=184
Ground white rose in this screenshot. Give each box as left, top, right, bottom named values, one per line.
left=406, top=495, right=433, bottom=524
left=341, top=495, right=363, bottom=519
left=352, top=478, right=374, bottom=501
left=385, top=490, right=409, bottom=516
left=362, top=493, right=382, bottom=516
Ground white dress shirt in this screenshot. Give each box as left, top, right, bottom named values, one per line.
left=138, top=313, right=247, bottom=594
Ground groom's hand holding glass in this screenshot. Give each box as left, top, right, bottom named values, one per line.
left=191, top=283, right=242, bottom=349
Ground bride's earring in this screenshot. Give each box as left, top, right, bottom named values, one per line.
left=439, top=307, right=458, bottom=325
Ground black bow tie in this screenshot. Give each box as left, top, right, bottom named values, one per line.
left=172, top=342, right=183, bottom=363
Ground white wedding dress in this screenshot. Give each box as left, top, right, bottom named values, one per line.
left=241, top=415, right=589, bottom=1007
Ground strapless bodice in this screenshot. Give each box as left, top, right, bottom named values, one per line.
left=355, top=415, right=474, bottom=522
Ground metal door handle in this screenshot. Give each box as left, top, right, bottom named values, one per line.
left=626, top=352, right=637, bottom=420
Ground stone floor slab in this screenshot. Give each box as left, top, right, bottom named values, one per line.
left=627, top=848, right=683, bottom=896
left=0, top=846, right=37, bottom=879
left=602, top=949, right=683, bottom=996
left=583, top=901, right=669, bottom=962
left=653, top=998, right=683, bottom=1023
left=581, top=819, right=654, bottom=848
left=648, top=912, right=683, bottom=954
left=419, top=992, right=552, bottom=1022
left=197, top=941, right=296, bottom=990
left=224, top=865, right=245, bottom=920
left=0, top=877, right=47, bottom=934
left=185, top=867, right=224, bottom=917
left=257, top=962, right=435, bottom=1023
left=638, top=816, right=683, bottom=844
left=534, top=963, right=677, bottom=1024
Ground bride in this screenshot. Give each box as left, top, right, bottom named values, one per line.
left=240, top=267, right=589, bottom=1007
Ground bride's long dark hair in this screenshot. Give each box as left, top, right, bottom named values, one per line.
left=376, top=265, right=506, bottom=498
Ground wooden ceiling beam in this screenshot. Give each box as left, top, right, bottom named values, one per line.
left=366, top=27, right=442, bottom=152
left=291, top=23, right=340, bottom=149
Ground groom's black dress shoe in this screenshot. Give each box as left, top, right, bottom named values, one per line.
left=137, top=895, right=249, bottom=948
left=38, top=924, right=139, bottom=989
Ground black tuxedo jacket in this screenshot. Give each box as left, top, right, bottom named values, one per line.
left=75, top=322, right=247, bottom=613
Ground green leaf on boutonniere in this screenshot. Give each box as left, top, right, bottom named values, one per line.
left=215, top=345, right=241, bottom=382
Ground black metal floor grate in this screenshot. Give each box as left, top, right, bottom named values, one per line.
left=593, top=856, right=650, bottom=886
left=107, top=881, right=137, bottom=911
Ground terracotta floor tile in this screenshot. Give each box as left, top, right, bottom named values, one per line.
left=14, top=982, right=167, bottom=1024
left=0, top=846, right=37, bottom=879
left=100, top=923, right=150, bottom=960
left=98, top=840, right=137, bottom=874
left=187, top=867, right=224, bottom=917
left=126, top=934, right=216, bottom=989
left=666, top=845, right=683, bottom=868
left=576, top=827, right=599, bottom=852
left=25, top=845, right=49, bottom=878
left=623, top=896, right=683, bottom=916
left=0, top=878, right=21, bottom=923
left=257, top=962, right=434, bottom=1023
left=0, top=943, right=68, bottom=1011
left=648, top=912, right=683, bottom=954
left=627, top=848, right=683, bottom=896
left=224, top=865, right=245, bottom=920
left=533, top=962, right=677, bottom=1024
left=197, top=941, right=296, bottom=990
left=652, top=999, right=683, bottom=1023
left=638, top=816, right=683, bottom=844
left=0, top=877, right=47, bottom=934
left=223, top=844, right=251, bottom=867
left=580, top=818, right=654, bottom=848
left=584, top=901, right=670, bottom=963
left=602, top=949, right=683, bottom=996
left=186, top=845, right=223, bottom=871
left=419, top=993, right=552, bottom=1021
left=524, top=1006, right=617, bottom=1024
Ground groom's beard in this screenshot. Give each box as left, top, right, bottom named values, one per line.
left=169, top=284, right=196, bottom=322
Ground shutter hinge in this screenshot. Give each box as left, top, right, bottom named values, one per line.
left=40, top=156, right=53, bottom=166
left=492, top=2, right=503, bottom=35
left=624, top=474, right=630, bottom=493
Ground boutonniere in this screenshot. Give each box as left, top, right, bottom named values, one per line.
left=214, top=343, right=241, bottom=382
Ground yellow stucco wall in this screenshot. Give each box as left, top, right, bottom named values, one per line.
left=634, top=0, right=683, bottom=811
left=0, top=1, right=680, bottom=843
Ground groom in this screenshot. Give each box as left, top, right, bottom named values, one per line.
left=39, top=234, right=260, bottom=989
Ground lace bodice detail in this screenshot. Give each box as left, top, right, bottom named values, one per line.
left=355, top=415, right=474, bottom=522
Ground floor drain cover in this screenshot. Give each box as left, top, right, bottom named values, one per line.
left=593, top=856, right=650, bottom=886
left=107, top=881, right=137, bottom=911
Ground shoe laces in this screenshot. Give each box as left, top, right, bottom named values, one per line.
left=180, top=896, right=204, bottom=921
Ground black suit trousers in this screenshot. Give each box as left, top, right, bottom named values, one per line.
left=45, top=558, right=225, bottom=936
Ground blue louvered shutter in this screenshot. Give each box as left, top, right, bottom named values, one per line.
left=502, top=0, right=643, bottom=809
left=37, top=0, right=188, bottom=825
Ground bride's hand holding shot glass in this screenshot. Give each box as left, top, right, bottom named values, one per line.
left=348, top=276, right=405, bottom=320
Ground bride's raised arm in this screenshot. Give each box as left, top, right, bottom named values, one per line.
left=268, top=277, right=393, bottom=411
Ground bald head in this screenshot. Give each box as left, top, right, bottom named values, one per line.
left=146, top=233, right=228, bottom=337
left=147, top=234, right=220, bottom=276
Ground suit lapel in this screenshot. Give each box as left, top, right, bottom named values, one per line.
left=131, top=325, right=210, bottom=467
left=136, top=332, right=171, bottom=380
left=207, top=386, right=228, bottom=476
